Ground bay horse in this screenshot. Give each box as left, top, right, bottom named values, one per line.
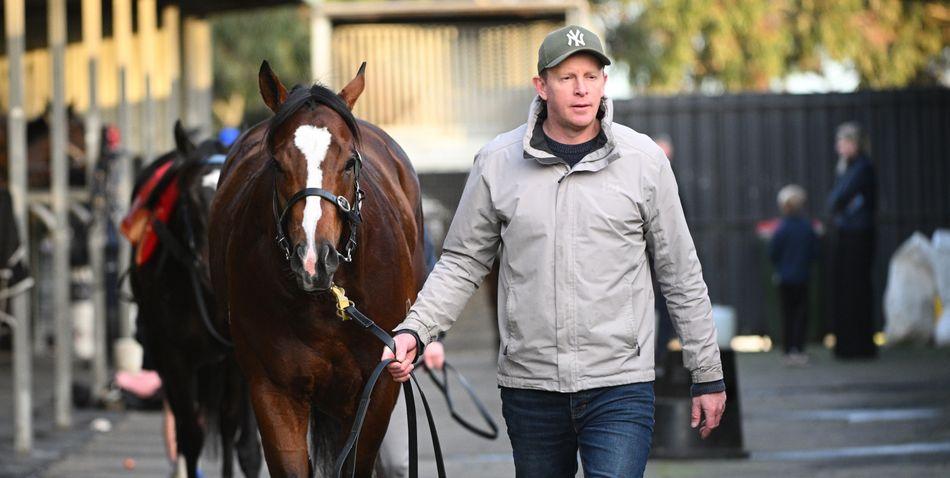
left=126, top=121, right=261, bottom=478
left=208, top=62, right=427, bottom=477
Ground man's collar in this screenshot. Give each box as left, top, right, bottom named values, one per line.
left=522, top=96, right=617, bottom=168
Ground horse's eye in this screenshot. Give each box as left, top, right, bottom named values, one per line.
left=345, top=158, right=357, bottom=171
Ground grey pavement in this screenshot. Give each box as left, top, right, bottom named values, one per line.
left=3, top=289, right=950, bottom=477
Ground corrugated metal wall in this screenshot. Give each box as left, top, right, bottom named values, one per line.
left=420, top=88, right=950, bottom=336
left=614, top=88, right=950, bottom=335
left=330, top=21, right=558, bottom=136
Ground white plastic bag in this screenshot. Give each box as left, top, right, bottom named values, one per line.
left=932, top=229, right=950, bottom=347
left=936, top=311, right=950, bottom=347
left=883, top=232, right=936, bottom=345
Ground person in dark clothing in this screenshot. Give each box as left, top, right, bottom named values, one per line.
left=826, top=122, right=877, bottom=359
left=769, top=184, right=818, bottom=365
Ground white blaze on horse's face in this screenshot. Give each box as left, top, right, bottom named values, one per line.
left=293, top=125, right=333, bottom=276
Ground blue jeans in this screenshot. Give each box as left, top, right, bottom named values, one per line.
left=500, top=382, right=655, bottom=478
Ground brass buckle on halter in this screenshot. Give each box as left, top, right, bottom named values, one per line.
left=329, top=284, right=352, bottom=321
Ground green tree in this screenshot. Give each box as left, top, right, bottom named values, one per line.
left=603, top=0, right=949, bottom=92
left=213, top=6, right=310, bottom=126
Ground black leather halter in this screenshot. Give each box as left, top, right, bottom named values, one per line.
left=272, top=150, right=365, bottom=263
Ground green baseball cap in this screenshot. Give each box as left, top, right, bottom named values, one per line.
left=537, top=25, right=611, bottom=74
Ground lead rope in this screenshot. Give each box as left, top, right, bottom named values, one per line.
left=424, top=362, right=499, bottom=439
left=329, top=285, right=447, bottom=478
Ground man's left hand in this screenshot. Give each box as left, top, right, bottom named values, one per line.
left=691, top=391, right=726, bottom=439
left=423, top=341, right=445, bottom=370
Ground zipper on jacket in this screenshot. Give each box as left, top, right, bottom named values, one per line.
left=553, top=163, right=569, bottom=384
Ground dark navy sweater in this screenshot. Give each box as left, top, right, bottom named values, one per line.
left=769, top=215, right=818, bottom=285
left=826, top=155, right=875, bottom=231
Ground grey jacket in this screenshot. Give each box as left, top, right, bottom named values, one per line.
left=396, top=97, right=723, bottom=392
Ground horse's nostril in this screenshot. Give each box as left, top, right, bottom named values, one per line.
left=318, top=243, right=339, bottom=274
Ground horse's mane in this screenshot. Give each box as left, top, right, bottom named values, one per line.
left=265, top=84, right=361, bottom=151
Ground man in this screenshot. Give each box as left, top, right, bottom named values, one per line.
left=383, top=25, right=726, bottom=477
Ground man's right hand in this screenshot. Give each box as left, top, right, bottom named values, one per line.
left=382, top=333, right=419, bottom=382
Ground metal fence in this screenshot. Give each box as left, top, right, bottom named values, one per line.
left=420, top=88, right=950, bottom=336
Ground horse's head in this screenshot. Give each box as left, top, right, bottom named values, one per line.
left=172, top=121, right=227, bottom=224
left=260, top=61, right=366, bottom=292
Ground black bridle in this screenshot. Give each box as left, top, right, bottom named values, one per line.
left=271, top=150, right=365, bottom=263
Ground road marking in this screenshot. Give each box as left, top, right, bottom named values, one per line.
left=772, top=407, right=942, bottom=424
left=754, top=441, right=950, bottom=461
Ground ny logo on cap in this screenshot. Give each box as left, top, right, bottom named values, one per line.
left=566, top=29, right=585, bottom=47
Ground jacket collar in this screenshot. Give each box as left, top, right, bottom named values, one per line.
left=522, top=96, right=619, bottom=172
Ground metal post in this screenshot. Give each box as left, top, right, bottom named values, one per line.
left=138, top=0, right=157, bottom=164
left=163, top=5, right=181, bottom=148
left=83, top=0, right=102, bottom=190
left=114, top=0, right=134, bottom=339
left=309, top=0, right=332, bottom=84
left=183, top=16, right=213, bottom=138
left=49, top=0, right=72, bottom=429
left=5, top=0, right=32, bottom=453
left=83, top=0, right=109, bottom=396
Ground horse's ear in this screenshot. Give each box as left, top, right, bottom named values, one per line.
left=259, top=60, right=288, bottom=113
left=338, top=62, right=366, bottom=110
left=174, top=120, right=196, bottom=158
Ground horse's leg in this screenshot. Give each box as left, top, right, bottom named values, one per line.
left=220, top=411, right=236, bottom=478
left=246, top=372, right=311, bottom=477
left=162, top=360, right=204, bottom=478
left=235, top=386, right=263, bottom=477
left=221, top=362, right=261, bottom=478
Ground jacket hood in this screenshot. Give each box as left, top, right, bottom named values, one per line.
left=522, top=96, right=619, bottom=172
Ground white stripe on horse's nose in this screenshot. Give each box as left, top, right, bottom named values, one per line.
left=294, top=124, right=332, bottom=261
left=303, top=248, right=318, bottom=276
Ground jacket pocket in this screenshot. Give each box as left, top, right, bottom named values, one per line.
left=627, top=281, right=646, bottom=356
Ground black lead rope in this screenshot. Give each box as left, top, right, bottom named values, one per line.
left=149, top=209, right=234, bottom=348
left=332, top=302, right=447, bottom=478
left=425, top=362, right=499, bottom=440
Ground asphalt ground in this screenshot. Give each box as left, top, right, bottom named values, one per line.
left=3, top=288, right=950, bottom=477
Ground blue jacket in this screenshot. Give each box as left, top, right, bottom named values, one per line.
left=769, top=215, right=818, bottom=285
left=826, top=155, right=875, bottom=231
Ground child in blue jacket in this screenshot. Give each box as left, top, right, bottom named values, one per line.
left=769, top=185, right=819, bottom=365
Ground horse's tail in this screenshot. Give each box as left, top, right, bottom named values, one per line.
left=309, top=405, right=342, bottom=477
left=195, top=361, right=227, bottom=459
left=196, top=357, right=256, bottom=465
